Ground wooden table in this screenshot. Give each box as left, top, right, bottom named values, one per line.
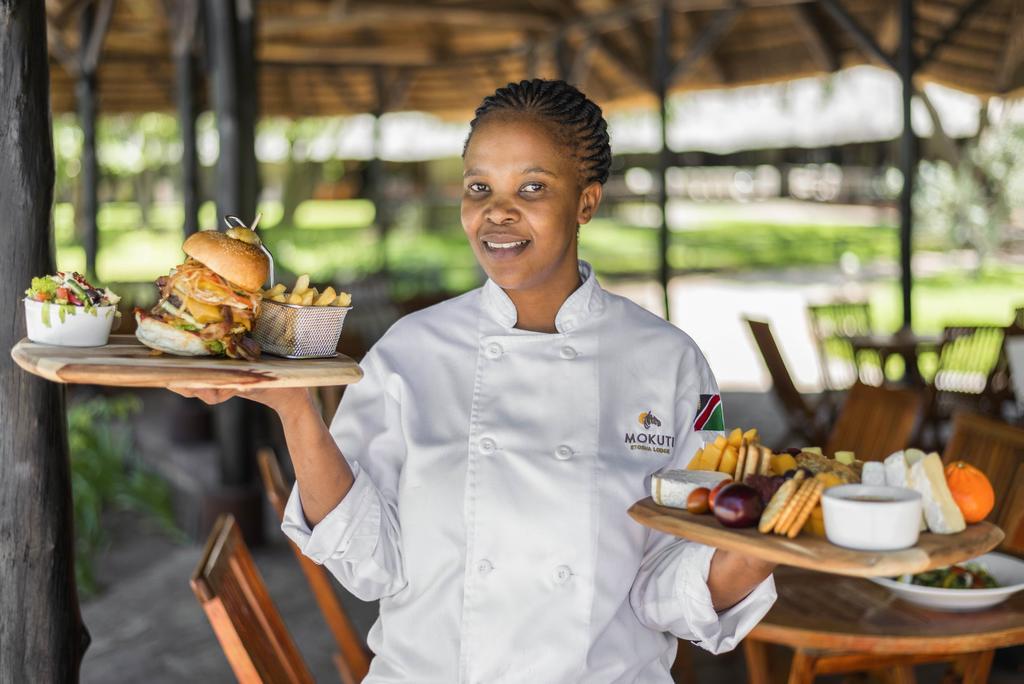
left=845, top=333, right=942, bottom=387
left=745, top=566, right=1024, bottom=684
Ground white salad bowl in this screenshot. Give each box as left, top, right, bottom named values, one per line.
left=821, top=484, right=922, bottom=551
left=869, top=552, right=1024, bottom=612
left=24, top=297, right=117, bottom=346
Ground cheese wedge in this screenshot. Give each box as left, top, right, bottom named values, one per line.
left=652, top=469, right=730, bottom=508
left=908, top=453, right=966, bottom=534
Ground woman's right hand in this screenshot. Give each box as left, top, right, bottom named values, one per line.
left=169, top=386, right=314, bottom=419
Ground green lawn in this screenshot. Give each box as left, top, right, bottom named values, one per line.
left=52, top=199, right=1024, bottom=333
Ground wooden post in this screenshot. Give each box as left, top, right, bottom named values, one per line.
left=654, top=0, right=671, bottom=321
left=173, top=0, right=200, bottom=236
left=77, top=4, right=99, bottom=280
left=0, top=0, right=89, bottom=679
left=370, top=66, right=388, bottom=273
left=203, top=0, right=263, bottom=543
left=898, top=0, right=916, bottom=330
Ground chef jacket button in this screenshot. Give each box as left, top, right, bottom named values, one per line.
left=560, top=346, right=578, bottom=360
left=477, top=559, right=494, bottom=575
left=553, top=565, right=573, bottom=584
left=479, top=437, right=497, bottom=454
left=484, top=342, right=503, bottom=360
left=555, top=445, right=573, bottom=460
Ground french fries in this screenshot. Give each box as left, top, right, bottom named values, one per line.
left=261, top=274, right=352, bottom=307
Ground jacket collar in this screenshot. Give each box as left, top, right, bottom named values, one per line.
left=480, top=260, right=606, bottom=333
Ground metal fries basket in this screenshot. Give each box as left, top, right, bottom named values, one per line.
left=252, top=300, right=352, bottom=359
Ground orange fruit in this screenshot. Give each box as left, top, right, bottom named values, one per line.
left=944, top=461, right=995, bottom=523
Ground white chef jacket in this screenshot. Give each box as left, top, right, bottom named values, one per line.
left=282, top=261, right=776, bottom=683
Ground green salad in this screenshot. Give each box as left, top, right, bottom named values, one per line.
left=896, top=562, right=999, bottom=589
left=25, top=272, right=120, bottom=327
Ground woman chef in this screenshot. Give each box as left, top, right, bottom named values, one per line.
left=175, top=79, right=776, bottom=682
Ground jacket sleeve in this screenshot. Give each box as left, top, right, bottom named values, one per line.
left=280, top=346, right=408, bottom=601
left=629, top=343, right=776, bottom=653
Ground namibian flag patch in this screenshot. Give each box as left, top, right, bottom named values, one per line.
left=693, top=394, right=725, bottom=431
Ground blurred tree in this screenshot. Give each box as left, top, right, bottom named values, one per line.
left=915, top=107, right=1023, bottom=271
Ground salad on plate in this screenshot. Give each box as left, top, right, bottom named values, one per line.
left=25, top=272, right=120, bottom=327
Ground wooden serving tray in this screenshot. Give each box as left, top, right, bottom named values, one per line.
left=11, top=335, right=362, bottom=390
left=629, top=497, right=1004, bottom=578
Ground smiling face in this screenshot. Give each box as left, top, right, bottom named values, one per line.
left=461, top=115, right=601, bottom=294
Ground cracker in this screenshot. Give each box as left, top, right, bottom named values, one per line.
left=786, top=481, right=825, bottom=538
left=734, top=441, right=748, bottom=481
left=758, top=477, right=799, bottom=534
left=759, top=446, right=773, bottom=475
left=743, top=440, right=760, bottom=480
left=775, top=477, right=814, bottom=536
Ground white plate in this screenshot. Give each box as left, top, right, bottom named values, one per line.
left=869, top=552, right=1024, bottom=611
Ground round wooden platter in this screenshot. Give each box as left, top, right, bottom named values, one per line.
left=629, top=497, right=1004, bottom=578
left=11, top=335, right=363, bottom=390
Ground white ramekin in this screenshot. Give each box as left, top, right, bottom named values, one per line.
left=24, top=297, right=116, bottom=347
left=822, top=484, right=923, bottom=551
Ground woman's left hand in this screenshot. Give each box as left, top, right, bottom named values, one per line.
left=706, top=549, right=776, bottom=611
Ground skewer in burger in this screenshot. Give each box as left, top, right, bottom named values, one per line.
left=135, top=228, right=268, bottom=360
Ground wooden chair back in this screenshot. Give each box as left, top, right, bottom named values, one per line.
left=943, top=412, right=1024, bottom=556
left=934, top=326, right=1006, bottom=396
left=258, top=449, right=371, bottom=684
left=825, top=382, right=922, bottom=461
left=807, top=302, right=875, bottom=390
left=746, top=318, right=814, bottom=421
left=190, top=514, right=315, bottom=684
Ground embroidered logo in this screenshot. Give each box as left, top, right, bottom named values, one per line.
left=693, top=394, right=725, bottom=431
left=625, top=410, right=674, bottom=454
left=638, top=411, right=662, bottom=430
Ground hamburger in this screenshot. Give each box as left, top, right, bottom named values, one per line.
left=135, top=229, right=268, bottom=360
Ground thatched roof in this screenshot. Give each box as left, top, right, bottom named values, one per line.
left=45, top=0, right=1024, bottom=117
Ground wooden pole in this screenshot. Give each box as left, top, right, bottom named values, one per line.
left=173, top=0, right=200, bottom=236
left=654, top=0, right=671, bottom=321
left=370, top=66, right=387, bottom=273
left=0, top=0, right=89, bottom=679
left=898, top=0, right=916, bottom=330
left=203, top=0, right=263, bottom=543
left=77, top=4, right=99, bottom=280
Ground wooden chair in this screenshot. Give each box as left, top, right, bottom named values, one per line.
left=258, top=449, right=372, bottom=684
left=745, top=318, right=829, bottom=447
left=744, top=412, right=1024, bottom=684
left=921, top=326, right=1008, bottom=448
left=943, top=411, right=1024, bottom=556
left=806, top=301, right=883, bottom=390
left=190, top=514, right=315, bottom=684
left=824, top=382, right=923, bottom=461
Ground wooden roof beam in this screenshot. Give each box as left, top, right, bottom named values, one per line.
left=260, top=3, right=560, bottom=36
left=258, top=43, right=436, bottom=67
left=818, top=0, right=898, bottom=72
left=789, top=2, right=840, bottom=73
left=678, top=11, right=728, bottom=82
left=669, top=2, right=743, bottom=86
left=918, top=0, right=992, bottom=69
left=995, top=5, right=1024, bottom=91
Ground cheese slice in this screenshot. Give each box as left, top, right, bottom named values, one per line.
left=908, top=453, right=966, bottom=534
left=652, top=469, right=730, bottom=509
left=883, top=451, right=910, bottom=487
left=884, top=450, right=928, bottom=530
left=861, top=461, right=886, bottom=486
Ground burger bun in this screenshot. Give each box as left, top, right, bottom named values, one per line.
left=135, top=314, right=211, bottom=356
left=183, top=230, right=269, bottom=292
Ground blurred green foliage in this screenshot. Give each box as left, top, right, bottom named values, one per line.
left=69, top=395, right=180, bottom=597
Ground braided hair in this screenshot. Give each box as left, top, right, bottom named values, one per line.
left=463, top=79, right=611, bottom=187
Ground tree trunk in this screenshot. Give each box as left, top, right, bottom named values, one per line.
left=77, top=4, right=99, bottom=280
left=0, top=1, right=89, bottom=680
